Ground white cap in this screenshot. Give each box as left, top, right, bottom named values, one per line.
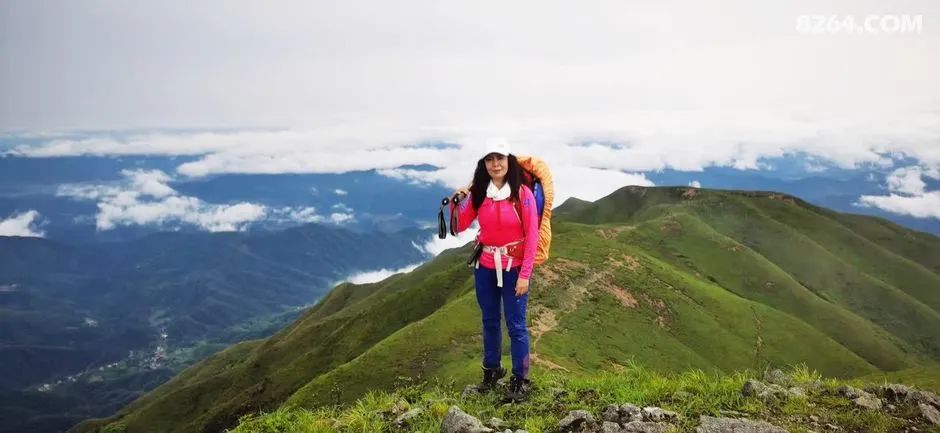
left=483, top=138, right=511, bottom=157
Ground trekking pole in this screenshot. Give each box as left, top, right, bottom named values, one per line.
left=449, top=194, right=461, bottom=237
left=438, top=197, right=451, bottom=239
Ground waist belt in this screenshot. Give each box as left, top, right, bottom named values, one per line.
left=478, top=240, right=523, bottom=288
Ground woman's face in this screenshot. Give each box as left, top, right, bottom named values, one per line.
left=484, top=153, right=508, bottom=182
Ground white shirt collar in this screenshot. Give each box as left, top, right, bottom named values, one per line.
left=486, top=180, right=511, bottom=201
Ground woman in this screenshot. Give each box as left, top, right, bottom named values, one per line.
left=450, top=140, right=539, bottom=402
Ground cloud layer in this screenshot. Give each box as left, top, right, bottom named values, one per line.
left=56, top=169, right=354, bottom=231
left=2, top=1, right=938, bottom=220
left=858, top=165, right=940, bottom=219
left=344, top=263, right=423, bottom=285
left=0, top=210, right=45, bottom=237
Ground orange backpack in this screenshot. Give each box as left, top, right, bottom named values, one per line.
left=514, top=156, right=553, bottom=265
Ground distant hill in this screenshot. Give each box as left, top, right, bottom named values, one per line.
left=71, top=186, right=940, bottom=433
left=0, top=224, right=428, bottom=433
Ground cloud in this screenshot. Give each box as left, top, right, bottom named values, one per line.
left=334, top=189, right=348, bottom=196
left=56, top=170, right=346, bottom=231
left=94, top=192, right=267, bottom=232
left=344, top=263, right=422, bottom=285
left=857, top=192, right=940, bottom=219
left=268, top=206, right=324, bottom=224
left=689, top=180, right=702, bottom=188
left=884, top=166, right=938, bottom=195
left=329, top=212, right=354, bottom=224
left=3, top=2, right=940, bottom=215
left=0, top=210, right=45, bottom=237
left=415, top=226, right=480, bottom=257
left=857, top=165, right=940, bottom=219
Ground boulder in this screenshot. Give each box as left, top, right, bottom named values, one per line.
left=908, top=390, right=940, bottom=410
left=442, top=406, right=493, bottom=433
left=642, top=407, right=678, bottom=422
left=853, top=394, right=882, bottom=411
left=837, top=385, right=862, bottom=399
left=486, top=418, right=507, bottom=430
left=558, top=410, right=595, bottom=433
left=462, top=385, right=481, bottom=399
left=620, top=404, right=644, bottom=423
left=881, top=383, right=911, bottom=401
left=919, top=403, right=940, bottom=426
left=394, top=408, right=423, bottom=427
left=762, top=369, right=792, bottom=387
left=600, top=421, right=624, bottom=433
left=623, top=421, right=674, bottom=433
left=742, top=380, right=767, bottom=397
left=602, top=405, right=621, bottom=423
left=787, top=387, right=807, bottom=399
left=695, top=416, right=788, bottom=433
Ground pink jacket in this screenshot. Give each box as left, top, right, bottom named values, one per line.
left=451, top=184, right=539, bottom=280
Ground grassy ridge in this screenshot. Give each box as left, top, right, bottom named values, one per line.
left=73, top=186, right=940, bottom=433
left=230, top=364, right=940, bottom=433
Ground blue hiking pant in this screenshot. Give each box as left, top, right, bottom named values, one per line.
left=474, top=266, right=530, bottom=379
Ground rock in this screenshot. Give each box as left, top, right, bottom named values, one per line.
left=882, top=384, right=910, bottom=401
left=824, top=423, right=841, bottom=431
left=462, top=385, right=481, bottom=399
left=836, top=384, right=882, bottom=410
left=602, top=405, right=622, bottom=423
left=853, top=394, right=883, bottom=411
left=908, top=390, right=940, bottom=410
left=887, top=404, right=896, bottom=411
left=642, top=407, right=678, bottom=422
left=742, top=380, right=768, bottom=397
left=622, top=421, right=673, bottom=433
left=763, top=369, right=792, bottom=387
left=743, top=380, right=789, bottom=401
left=390, top=399, right=410, bottom=415
left=919, top=403, right=940, bottom=425
left=487, top=417, right=507, bottom=430
left=558, top=410, right=595, bottom=432
left=809, top=415, right=819, bottom=423
left=394, top=408, right=423, bottom=427
left=621, top=404, right=644, bottom=422
left=442, top=406, right=493, bottom=433
left=695, top=416, right=787, bottom=433
left=788, top=387, right=806, bottom=399
left=761, top=384, right=790, bottom=401
left=837, top=385, right=862, bottom=399
left=600, top=421, right=624, bottom=433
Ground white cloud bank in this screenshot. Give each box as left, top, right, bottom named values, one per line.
left=0, top=210, right=45, bottom=237
left=2, top=1, right=939, bottom=214
left=857, top=165, right=940, bottom=219
left=344, top=263, right=423, bottom=285
left=56, top=170, right=353, bottom=231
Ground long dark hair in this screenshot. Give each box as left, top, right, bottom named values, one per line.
left=470, top=153, right=524, bottom=211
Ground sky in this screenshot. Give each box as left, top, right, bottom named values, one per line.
left=1, top=0, right=939, bottom=239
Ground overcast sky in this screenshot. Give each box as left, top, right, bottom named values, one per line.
left=1, top=0, right=939, bottom=231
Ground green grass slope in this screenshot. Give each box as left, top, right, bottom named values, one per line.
left=73, top=186, right=940, bottom=433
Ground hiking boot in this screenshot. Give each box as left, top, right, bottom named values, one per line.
left=505, top=375, right=532, bottom=402
left=478, top=366, right=506, bottom=393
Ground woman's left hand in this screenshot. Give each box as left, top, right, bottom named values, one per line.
left=515, top=278, right=529, bottom=298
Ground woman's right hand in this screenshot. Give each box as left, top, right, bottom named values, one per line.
left=452, top=187, right=470, bottom=200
